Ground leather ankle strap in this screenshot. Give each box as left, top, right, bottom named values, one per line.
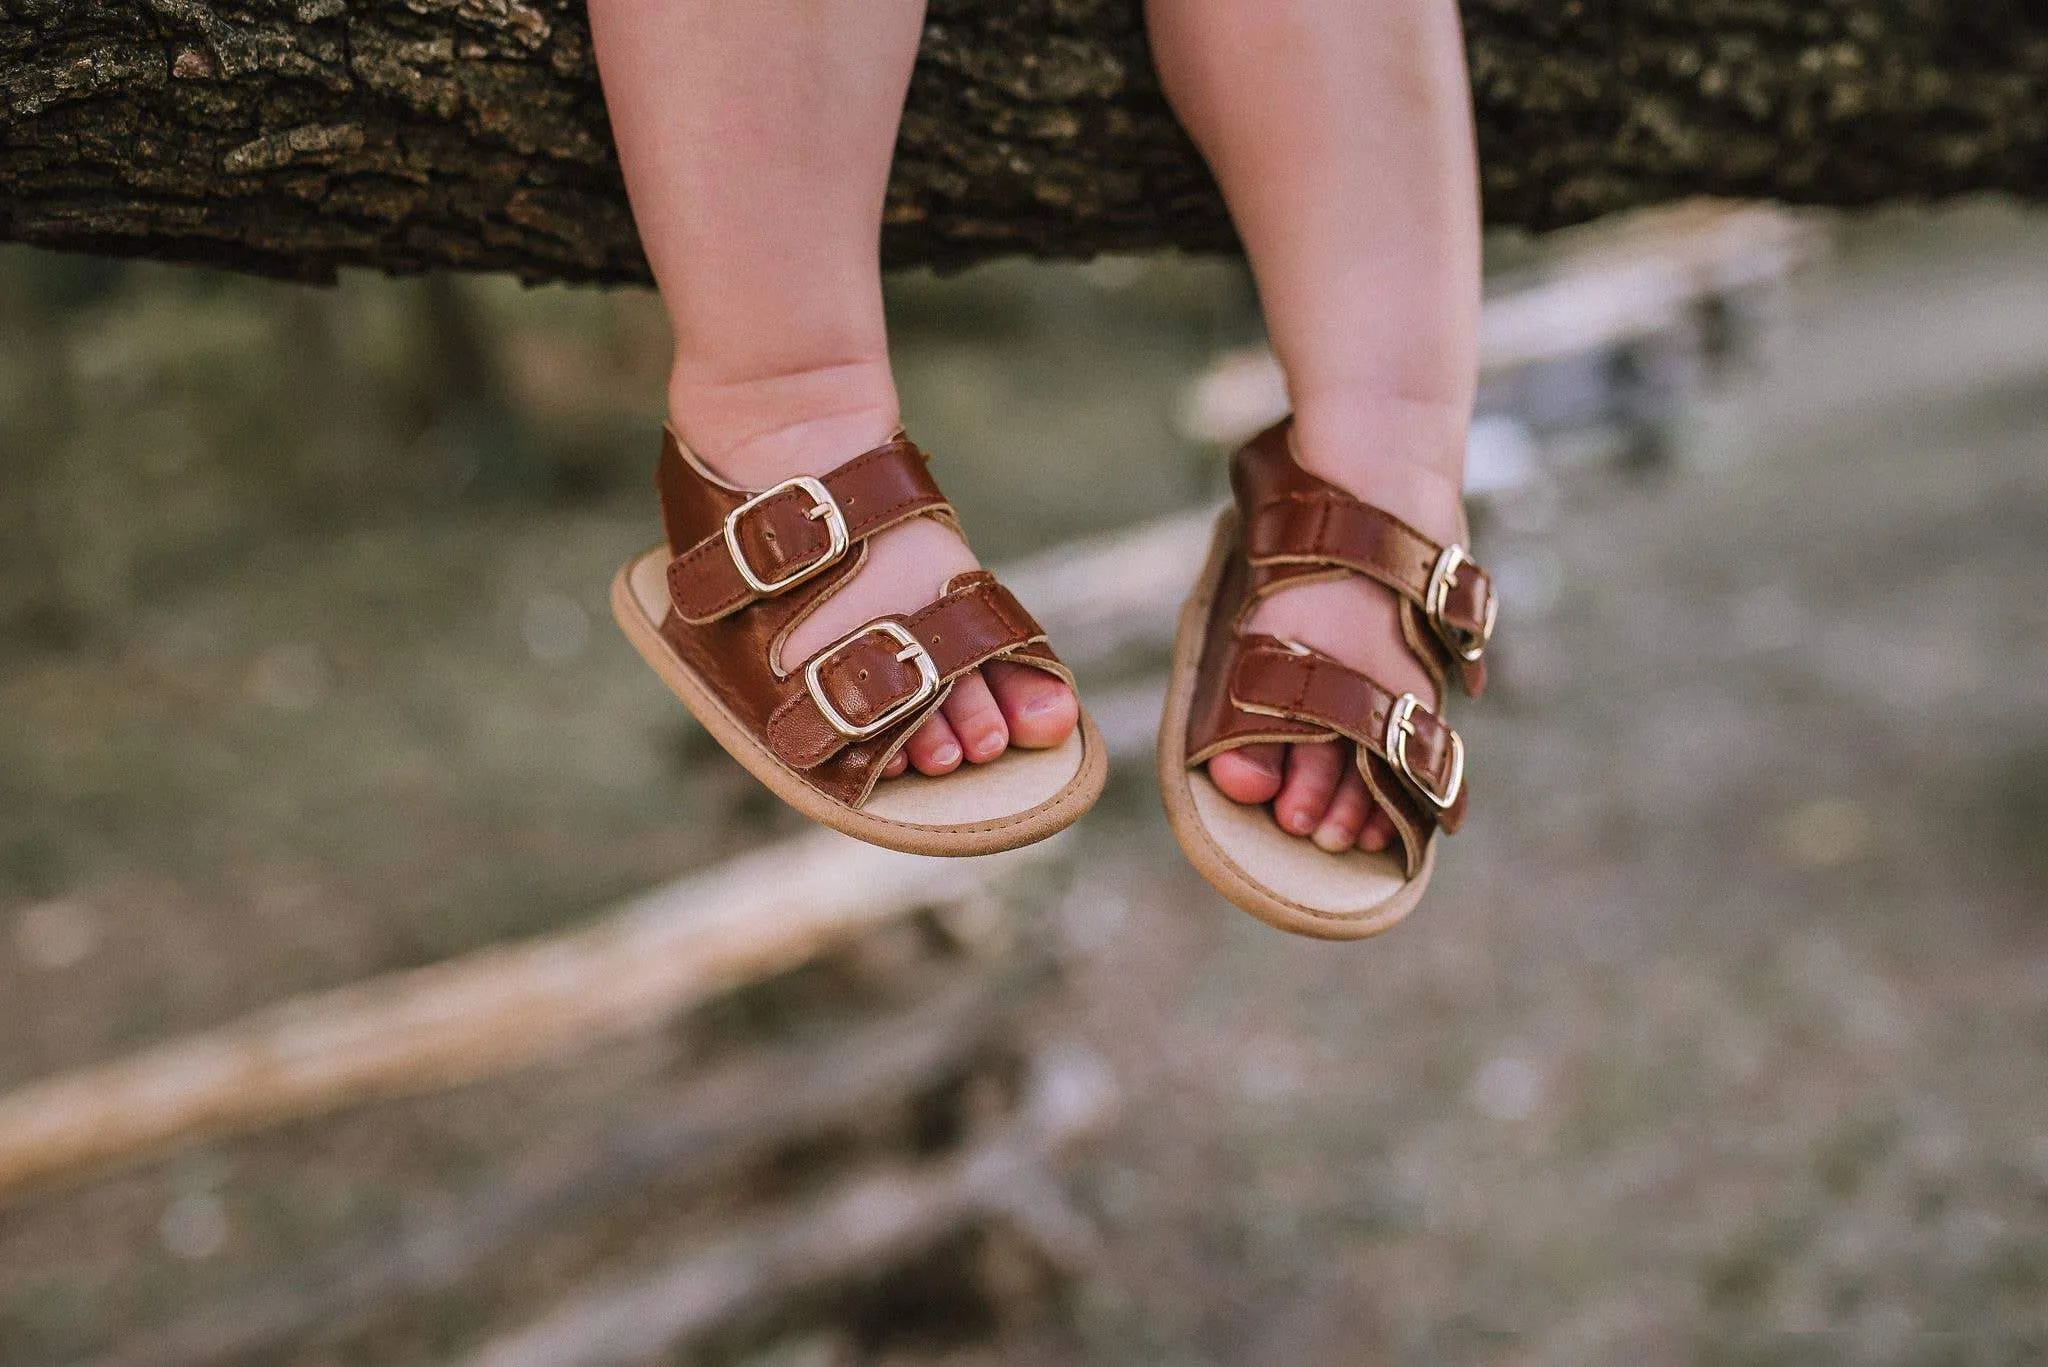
left=661, top=434, right=951, bottom=625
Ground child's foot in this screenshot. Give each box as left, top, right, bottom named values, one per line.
left=674, top=391, right=1079, bottom=782
left=1205, top=412, right=1468, bottom=852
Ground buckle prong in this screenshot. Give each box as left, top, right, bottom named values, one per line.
left=724, top=475, right=850, bottom=596
left=805, top=622, right=941, bottom=740
left=1385, top=692, right=1464, bottom=811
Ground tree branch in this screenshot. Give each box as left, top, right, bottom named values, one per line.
left=2, top=2, right=2043, bottom=284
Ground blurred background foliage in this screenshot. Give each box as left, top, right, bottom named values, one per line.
left=0, top=240, right=1252, bottom=1068
left=2, top=202, right=2046, bottom=1365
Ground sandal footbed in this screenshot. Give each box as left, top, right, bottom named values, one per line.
left=616, top=547, right=1106, bottom=857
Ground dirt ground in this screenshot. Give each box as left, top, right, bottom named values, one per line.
left=1041, top=205, right=2048, bottom=1365
left=1, top=201, right=2045, bottom=1365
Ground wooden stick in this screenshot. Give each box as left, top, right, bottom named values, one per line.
left=74, top=971, right=1044, bottom=1367
left=455, top=1045, right=1118, bottom=1367
left=1176, top=201, right=1825, bottom=446
left=0, top=833, right=1062, bottom=1195
left=0, top=511, right=1194, bottom=1197
left=999, top=508, right=1213, bottom=668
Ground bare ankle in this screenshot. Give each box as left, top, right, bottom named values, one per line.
left=1290, top=387, right=1472, bottom=546
left=667, top=356, right=901, bottom=487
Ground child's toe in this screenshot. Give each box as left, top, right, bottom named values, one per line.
left=1274, top=741, right=1344, bottom=837
left=1313, top=767, right=1371, bottom=852
left=940, top=670, right=1009, bottom=763
left=983, top=660, right=1077, bottom=750
left=1208, top=744, right=1286, bottom=805
left=904, top=712, right=964, bottom=775
left=1358, top=804, right=1397, bottom=853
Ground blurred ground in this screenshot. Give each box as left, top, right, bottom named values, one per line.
left=1, top=200, right=2045, bottom=1365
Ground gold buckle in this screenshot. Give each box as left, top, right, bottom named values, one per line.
left=1426, top=544, right=1497, bottom=664
left=804, top=621, right=941, bottom=740
left=723, top=475, right=850, bottom=596
left=1385, top=693, right=1464, bottom=811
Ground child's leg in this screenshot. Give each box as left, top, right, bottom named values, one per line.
left=588, top=0, right=1076, bottom=778
left=1146, top=0, right=1482, bottom=851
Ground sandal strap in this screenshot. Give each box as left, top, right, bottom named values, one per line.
left=1181, top=420, right=1483, bottom=880
left=1229, top=422, right=1497, bottom=698
left=766, top=572, right=1056, bottom=770
left=1226, top=635, right=1468, bottom=831
left=650, top=429, right=1072, bottom=812
left=1245, top=490, right=1498, bottom=667
left=666, top=438, right=950, bottom=624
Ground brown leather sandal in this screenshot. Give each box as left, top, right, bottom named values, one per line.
left=612, top=428, right=1108, bottom=856
left=1157, top=418, right=1498, bottom=940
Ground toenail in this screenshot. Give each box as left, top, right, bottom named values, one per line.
left=1024, top=695, right=1065, bottom=719
left=1313, top=826, right=1351, bottom=853
left=931, top=743, right=960, bottom=766
left=1284, top=809, right=1314, bottom=835
left=973, top=732, right=1004, bottom=757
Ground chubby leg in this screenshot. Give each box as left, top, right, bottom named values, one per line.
left=588, top=0, right=1076, bottom=778
left=1146, top=0, right=1482, bottom=848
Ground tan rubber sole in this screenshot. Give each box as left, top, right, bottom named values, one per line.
left=1156, top=510, right=1433, bottom=941
left=613, top=547, right=1108, bottom=857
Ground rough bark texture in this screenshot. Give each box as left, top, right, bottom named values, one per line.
left=2, top=1, right=2045, bottom=285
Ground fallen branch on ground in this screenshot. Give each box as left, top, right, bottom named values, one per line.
left=454, top=1044, right=1118, bottom=1367
left=0, top=833, right=1062, bottom=1195
left=0, top=508, right=1201, bottom=1196
left=73, top=970, right=1045, bottom=1367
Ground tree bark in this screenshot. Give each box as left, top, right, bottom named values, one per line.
left=2, top=1, right=2045, bottom=285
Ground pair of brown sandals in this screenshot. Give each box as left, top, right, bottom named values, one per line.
left=612, top=417, right=1496, bottom=941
